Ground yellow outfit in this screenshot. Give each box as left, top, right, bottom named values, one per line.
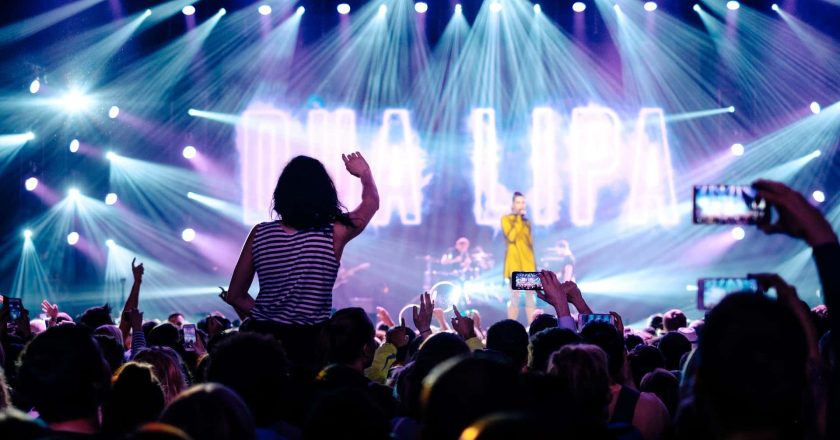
left=502, top=214, right=537, bottom=322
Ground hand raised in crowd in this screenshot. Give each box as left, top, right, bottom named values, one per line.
left=753, top=179, right=838, bottom=247
left=536, top=270, right=572, bottom=316
left=132, top=258, right=145, bottom=282
left=386, top=317, right=411, bottom=348
left=610, top=311, right=625, bottom=336
left=342, top=151, right=371, bottom=178
left=376, top=306, right=396, bottom=328
left=41, top=300, right=59, bottom=320
left=412, top=292, right=435, bottom=336
left=450, top=305, right=476, bottom=340
left=127, top=308, right=144, bottom=332
left=432, top=307, right=449, bottom=331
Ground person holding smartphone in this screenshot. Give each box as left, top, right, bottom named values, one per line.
left=502, top=191, right=537, bottom=322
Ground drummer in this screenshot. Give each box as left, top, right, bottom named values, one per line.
left=440, top=237, right=473, bottom=270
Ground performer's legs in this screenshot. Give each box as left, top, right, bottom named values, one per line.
left=524, top=291, right=537, bottom=324
left=507, top=289, right=521, bottom=320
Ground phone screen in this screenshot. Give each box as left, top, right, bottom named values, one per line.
left=698, top=277, right=759, bottom=310
left=693, top=184, right=769, bottom=225
left=8, top=298, right=22, bottom=321
left=579, top=313, right=614, bottom=329
left=511, top=272, right=542, bottom=290
left=182, top=324, right=196, bottom=351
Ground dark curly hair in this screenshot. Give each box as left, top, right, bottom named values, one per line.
left=272, top=156, right=354, bottom=230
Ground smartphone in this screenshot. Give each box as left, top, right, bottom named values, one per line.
left=7, top=297, right=22, bottom=321
left=182, top=324, right=196, bottom=351
left=697, top=277, right=760, bottom=310
left=511, top=272, right=542, bottom=290
left=578, top=313, right=615, bottom=329
left=693, top=184, right=769, bottom=225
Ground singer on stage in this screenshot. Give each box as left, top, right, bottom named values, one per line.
left=502, top=191, right=537, bottom=322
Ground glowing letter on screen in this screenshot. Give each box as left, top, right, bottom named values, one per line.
left=370, top=109, right=425, bottom=226
left=528, top=107, right=562, bottom=225
left=470, top=108, right=511, bottom=227
left=568, top=105, right=622, bottom=226
left=624, top=108, right=678, bottom=226
left=236, top=105, right=293, bottom=224
left=307, top=108, right=360, bottom=209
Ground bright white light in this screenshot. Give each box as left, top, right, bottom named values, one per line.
left=455, top=4, right=462, bottom=14
left=489, top=1, right=502, bottom=13
left=187, top=191, right=196, bottom=199
left=258, top=4, right=271, bottom=15
left=415, top=2, right=428, bottom=13
left=24, top=229, right=33, bottom=239
left=613, top=4, right=621, bottom=12
left=573, top=2, right=586, bottom=13
left=726, top=1, right=740, bottom=10
left=30, top=79, right=40, bottom=94
left=24, top=177, right=39, bottom=191
left=25, top=132, right=35, bottom=140
left=69, top=139, right=80, bottom=153
left=810, top=102, right=821, bottom=114
left=812, top=190, right=826, bottom=203
left=144, top=9, right=152, bottom=16
left=219, top=8, right=227, bottom=15
left=182, top=145, right=197, bottom=159
left=105, top=151, right=117, bottom=161
left=813, top=149, right=822, bottom=158
left=108, top=105, right=119, bottom=119
left=644, top=2, right=657, bottom=12
left=378, top=4, right=387, bottom=15
left=67, top=232, right=80, bottom=246
left=182, top=5, right=195, bottom=15
left=337, top=3, right=351, bottom=14
left=731, top=226, right=745, bottom=241
left=105, top=193, right=118, bottom=205
left=182, top=228, right=196, bottom=242
left=771, top=4, right=779, bottom=11
left=60, top=90, right=92, bottom=113
left=730, top=143, right=744, bottom=156
left=686, top=284, right=698, bottom=291
left=533, top=4, right=541, bottom=13
left=296, top=6, right=304, bottom=14
left=727, top=106, right=735, bottom=113
left=693, top=4, right=701, bottom=12
left=68, top=188, right=80, bottom=200
left=105, top=239, right=115, bottom=248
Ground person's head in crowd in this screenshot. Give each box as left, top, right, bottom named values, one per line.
left=458, top=412, right=551, bottom=440
left=94, top=333, right=126, bottom=374
left=206, top=332, right=289, bottom=428
left=662, top=309, right=687, bottom=332
left=624, top=333, right=644, bottom=351
left=272, top=155, right=354, bottom=229
left=0, top=408, right=49, bottom=440
left=528, top=313, right=558, bottom=336
left=304, top=388, right=390, bottom=440
left=126, top=422, right=193, bottom=440
left=102, top=362, right=166, bottom=436
left=159, top=383, right=255, bottom=440
left=422, top=357, right=525, bottom=440
left=580, top=321, right=626, bottom=385
left=16, top=325, right=111, bottom=433
left=148, top=322, right=181, bottom=349
left=94, top=324, right=125, bottom=348
left=77, top=304, right=115, bottom=329
left=486, top=319, right=529, bottom=369
left=648, top=314, right=664, bottom=332
left=142, top=320, right=160, bottom=339
left=640, top=368, right=679, bottom=417
left=547, top=344, right=613, bottom=436
left=658, top=331, right=692, bottom=371
left=400, top=332, right=470, bottom=419
left=168, top=313, right=185, bottom=329
left=628, top=344, right=666, bottom=388
left=697, top=293, right=809, bottom=438
left=527, top=327, right=580, bottom=373
left=133, top=346, right=189, bottom=404
left=323, top=307, right=375, bottom=371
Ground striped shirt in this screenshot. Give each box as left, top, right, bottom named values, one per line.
left=250, top=221, right=339, bottom=325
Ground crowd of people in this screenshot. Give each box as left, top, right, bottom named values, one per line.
left=0, top=153, right=837, bottom=440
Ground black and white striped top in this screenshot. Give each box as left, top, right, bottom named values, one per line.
left=250, top=221, right=339, bottom=325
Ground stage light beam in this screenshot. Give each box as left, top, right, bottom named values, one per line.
left=182, top=228, right=196, bottom=242
left=533, top=4, right=541, bottom=14
left=24, top=229, right=33, bottom=239
left=182, top=146, right=197, bottom=159
left=105, top=193, right=118, bottom=205
left=415, top=2, right=428, bottom=13
left=69, top=139, right=80, bottom=153
left=732, top=227, right=745, bottom=240
left=813, top=191, right=825, bottom=203
left=490, top=2, right=502, bottom=13
left=693, top=4, right=701, bottom=12
left=68, top=188, right=81, bottom=200
left=644, top=2, right=657, bottom=12
left=730, top=143, right=744, bottom=156
left=67, top=232, right=80, bottom=246
left=182, top=5, right=195, bottom=16
left=573, top=2, right=586, bottom=13
left=455, top=4, right=462, bottom=14
left=772, top=4, right=780, bottom=12
left=295, top=6, right=304, bottom=15
left=30, top=79, right=40, bottom=94
left=727, top=1, right=740, bottom=11
left=108, top=105, right=119, bottom=119
left=258, top=5, right=271, bottom=15
left=810, top=102, right=821, bottom=114
left=25, top=177, right=39, bottom=191
left=337, top=3, right=350, bottom=14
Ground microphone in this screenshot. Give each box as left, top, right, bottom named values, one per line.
left=520, top=210, right=527, bottom=222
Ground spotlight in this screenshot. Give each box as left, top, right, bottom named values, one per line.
left=726, top=1, right=740, bottom=10
left=644, top=2, right=657, bottom=12
left=182, top=5, right=195, bottom=15
left=533, top=4, right=541, bottom=13
left=813, top=149, right=822, bottom=158
left=812, top=190, right=826, bottom=203
left=69, top=139, right=80, bottom=153
left=573, top=2, right=586, bottom=13
left=25, top=177, right=39, bottom=191
left=68, top=188, right=81, bottom=199
left=144, top=8, right=152, bottom=16
left=105, top=151, right=117, bottom=161
left=24, top=229, right=33, bottom=239
left=25, top=132, right=35, bottom=141
left=30, top=79, right=40, bottom=94
left=67, top=232, right=80, bottom=246
left=727, top=106, right=735, bottom=113
left=182, top=145, right=197, bottom=159
left=182, top=228, right=196, bottom=242
left=258, top=4, right=271, bottom=15
left=219, top=8, right=227, bottom=15
left=771, top=4, right=779, bottom=11
left=187, top=108, right=197, bottom=116
left=295, top=6, right=304, bottom=14
left=108, top=105, right=119, bottom=119
left=105, top=193, right=118, bottom=205
left=730, top=143, right=744, bottom=156
left=731, top=226, right=745, bottom=241
left=810, top=102, right=821, bottom=114
left=60, top=90, right=92, bottom=113
left=337, top=3, right=351, bottom=14
left=378, top=4, right=387, bottom=15
left=106, top=239, right=115, bottom=248
left=693, top=4, right=701, bottom=12
left=489, top=1, right=502, bottom=13
left=613, top=4, right=621, bottom=12
left=187, top=191, right=196, bottom=199
left=415, top=2, right=428, bottom=13
left=455, top=4, right=462, bottom=14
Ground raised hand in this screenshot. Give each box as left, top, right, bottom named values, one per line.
left=412, top=292, right=435, bottom=336
left=132, top=258, right=145, bottom=282
left=609, top=311, right=625, bottom=335
left=753, top=180, right=837, bottom=247
left=41, top=300, right=59, bottom=320
left=342, top=151, right=371, bottom=178
left=376, top=306, right=396, bottom=328
left=450, top=305, right=476, bottom=340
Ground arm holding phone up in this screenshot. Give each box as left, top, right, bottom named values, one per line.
left=536, top=270, right=591, bottom=331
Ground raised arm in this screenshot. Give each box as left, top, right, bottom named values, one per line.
left=119, top=258, right=144, bottom=344
left=334, top=152, right=380, bottom=257
left=224, top=227, right=257, bottom=319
